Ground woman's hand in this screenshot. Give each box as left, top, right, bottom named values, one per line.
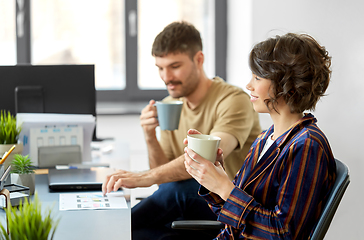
left=184, top=147, right=235, bottom=201
left=183, top=129, right=201, bottom=144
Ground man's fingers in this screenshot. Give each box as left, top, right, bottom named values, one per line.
left=106, top=175, right=118, bottom=193
left=113, top=179, right=123, bottom=192
left=102, top=175, right=110, bottom=194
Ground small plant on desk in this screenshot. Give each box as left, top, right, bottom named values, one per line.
left=0, top=110, right=21, bottom=145
left=0, top=110, right=23, bottom=168
left=10, top=154, right=36, bottom=195
left=0, top=193, right=60, bottom=240
left=10, top=154, right=34, bottom=175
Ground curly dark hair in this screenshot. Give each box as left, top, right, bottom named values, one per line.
left=152, top=21, right=202, bottom=59
left=249, top=33, right=332, bottom=113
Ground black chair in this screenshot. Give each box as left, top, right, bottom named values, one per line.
left=172, top=159, right=350, bottom=240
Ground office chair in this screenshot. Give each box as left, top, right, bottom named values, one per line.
left=172, top=159, right=350, bottom=240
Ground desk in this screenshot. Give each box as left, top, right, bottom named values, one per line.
left=0, top=174, right=131, bottom=240
left=0, top=139, right=132, bottom=240
left=35, top=174, right=131, bottom=240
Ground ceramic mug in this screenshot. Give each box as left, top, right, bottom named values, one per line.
left=187, top=134, right=221, bottom=163
left=155, top=101, right=183, bottom=131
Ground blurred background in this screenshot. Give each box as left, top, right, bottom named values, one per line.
left=1, top=0, right=362, bottom=238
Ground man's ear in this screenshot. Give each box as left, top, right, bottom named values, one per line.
left=194, top=51, right=204, bottom=68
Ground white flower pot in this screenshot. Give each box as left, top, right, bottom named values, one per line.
left=11, top=173, right=35, bottom=195
left=0, top=143, right=24, bottom=169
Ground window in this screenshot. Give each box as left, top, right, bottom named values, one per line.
left=13, top=1, right=226, bottom=105
left=0, top=0, right=16, bottom=65
left=138, top=0, right=215, bottom=90
left=31, top=0, right=125, bottom=90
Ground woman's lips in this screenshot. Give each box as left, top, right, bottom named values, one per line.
left=250, top=95, right=258, bottom=102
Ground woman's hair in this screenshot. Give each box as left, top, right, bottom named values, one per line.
left=152, top=21, right=202, bottom=60
left=249, top=33, right=332, bottom=113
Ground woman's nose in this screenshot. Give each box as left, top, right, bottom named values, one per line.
left=246, top=80, right=253, bottom=91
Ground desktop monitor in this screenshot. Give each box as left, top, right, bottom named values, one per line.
left=0, top=64, right=98, bottom=140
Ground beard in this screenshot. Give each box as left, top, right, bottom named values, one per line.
left=166, top=66, right=200, bottom=98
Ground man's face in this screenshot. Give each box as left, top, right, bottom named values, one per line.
left=155, top=52, right=200, bottom=98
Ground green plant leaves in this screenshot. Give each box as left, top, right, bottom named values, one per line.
left=0, top=110, right=22, bottom=145
left=10, top=154, right=35, bottom=174
left=0, top=193, right=60, bottom=240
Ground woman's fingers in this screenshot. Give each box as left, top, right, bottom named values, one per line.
left=187, top=129, right=201, bottom=135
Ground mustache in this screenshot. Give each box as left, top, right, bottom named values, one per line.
left=165, top=81, right=182, bottom=86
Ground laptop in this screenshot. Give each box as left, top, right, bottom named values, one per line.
left=48, top=168, right=115, bottom=191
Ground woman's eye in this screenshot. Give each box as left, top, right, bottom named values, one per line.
left=255, top=76, right=260, bottom=80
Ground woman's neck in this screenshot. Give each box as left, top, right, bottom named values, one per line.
left=270, top=107, right=303, bottom=140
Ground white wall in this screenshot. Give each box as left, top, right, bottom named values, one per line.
left=227, top=0, right=362, bottom=239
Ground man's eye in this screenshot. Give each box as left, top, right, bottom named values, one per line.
left=171, top=65, right=180, bottom=69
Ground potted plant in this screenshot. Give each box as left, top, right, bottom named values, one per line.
left=0, top=193, right=59, bottom=240
left=0, top=111, right=23, bottom=168
left=10, top=154, right=35, bottom=195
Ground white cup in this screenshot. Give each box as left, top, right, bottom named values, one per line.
left=187, top=134, right=221, bottom=163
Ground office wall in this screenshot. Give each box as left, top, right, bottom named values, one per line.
left=227, top=0, right=362, bottom=239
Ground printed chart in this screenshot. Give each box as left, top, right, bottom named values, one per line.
left=59, top=192, right=127, bottom=211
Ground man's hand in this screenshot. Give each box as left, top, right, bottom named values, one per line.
left=140, top=100, right=159, bottom=139
left=102, top=170, right=154, bottom=195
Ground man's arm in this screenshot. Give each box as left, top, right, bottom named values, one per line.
left=139, top=99, right=170, bottom=169
left=145, top=133, right=170, bottom=169
left=211, top=132, right=238, bottom=160
left=102, top=131, right=238, bottom=194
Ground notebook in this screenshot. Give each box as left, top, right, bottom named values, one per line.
left=48, top=168, right=115, bottom=191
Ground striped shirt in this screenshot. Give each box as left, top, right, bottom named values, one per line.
left=199, top=114, right=336, bottom=239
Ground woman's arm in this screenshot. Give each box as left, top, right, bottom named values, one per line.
left=186, top=137, right=333, bottom=239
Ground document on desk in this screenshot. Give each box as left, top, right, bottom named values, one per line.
left=59, top=192, right=127, bottom=211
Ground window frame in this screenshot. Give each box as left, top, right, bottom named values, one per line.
left=16, top=0, right=227, bottom=103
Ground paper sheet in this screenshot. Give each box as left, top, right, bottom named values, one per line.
left=59, top=192, right=127, bottom=211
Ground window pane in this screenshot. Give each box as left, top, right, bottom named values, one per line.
left=0, top=0, right=16, bottom=65
left=31, top=0, right=125, bottom=90
left=138, top=0, right=215, bottom=90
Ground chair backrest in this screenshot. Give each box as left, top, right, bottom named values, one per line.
left=310, top=159, right=350, bottom=240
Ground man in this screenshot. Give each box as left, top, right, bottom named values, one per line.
left=102, top=21, right=261, bottom=239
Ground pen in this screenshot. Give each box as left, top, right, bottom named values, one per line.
left=0, top=145, right=16, bottom=165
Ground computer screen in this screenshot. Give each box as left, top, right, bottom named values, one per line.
left=0, top=64, right=97, bottom=140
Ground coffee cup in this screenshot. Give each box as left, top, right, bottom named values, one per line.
left=155, top=101, right=183, bottom=131
left=187, top=134, right=221, bottom=163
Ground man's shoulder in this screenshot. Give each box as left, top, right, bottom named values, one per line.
left=210, top=77, right=250, bottom=104
left=212, top=77, right=247, bottom=95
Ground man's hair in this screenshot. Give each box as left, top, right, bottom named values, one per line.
left=152, top=21, right=202, bottom=59
left=249, top=33, right=332, bottom=113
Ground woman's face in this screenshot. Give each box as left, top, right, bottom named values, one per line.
left=246, top=73, right=273, bottom=113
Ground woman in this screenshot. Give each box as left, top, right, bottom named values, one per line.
left=184, top=33, right=336, bottom=239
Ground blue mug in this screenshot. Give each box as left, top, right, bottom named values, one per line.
left=155, top=101, right=183, bottom=131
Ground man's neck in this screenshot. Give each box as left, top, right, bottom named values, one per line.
left=184, top=75, right=212, bottom=110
